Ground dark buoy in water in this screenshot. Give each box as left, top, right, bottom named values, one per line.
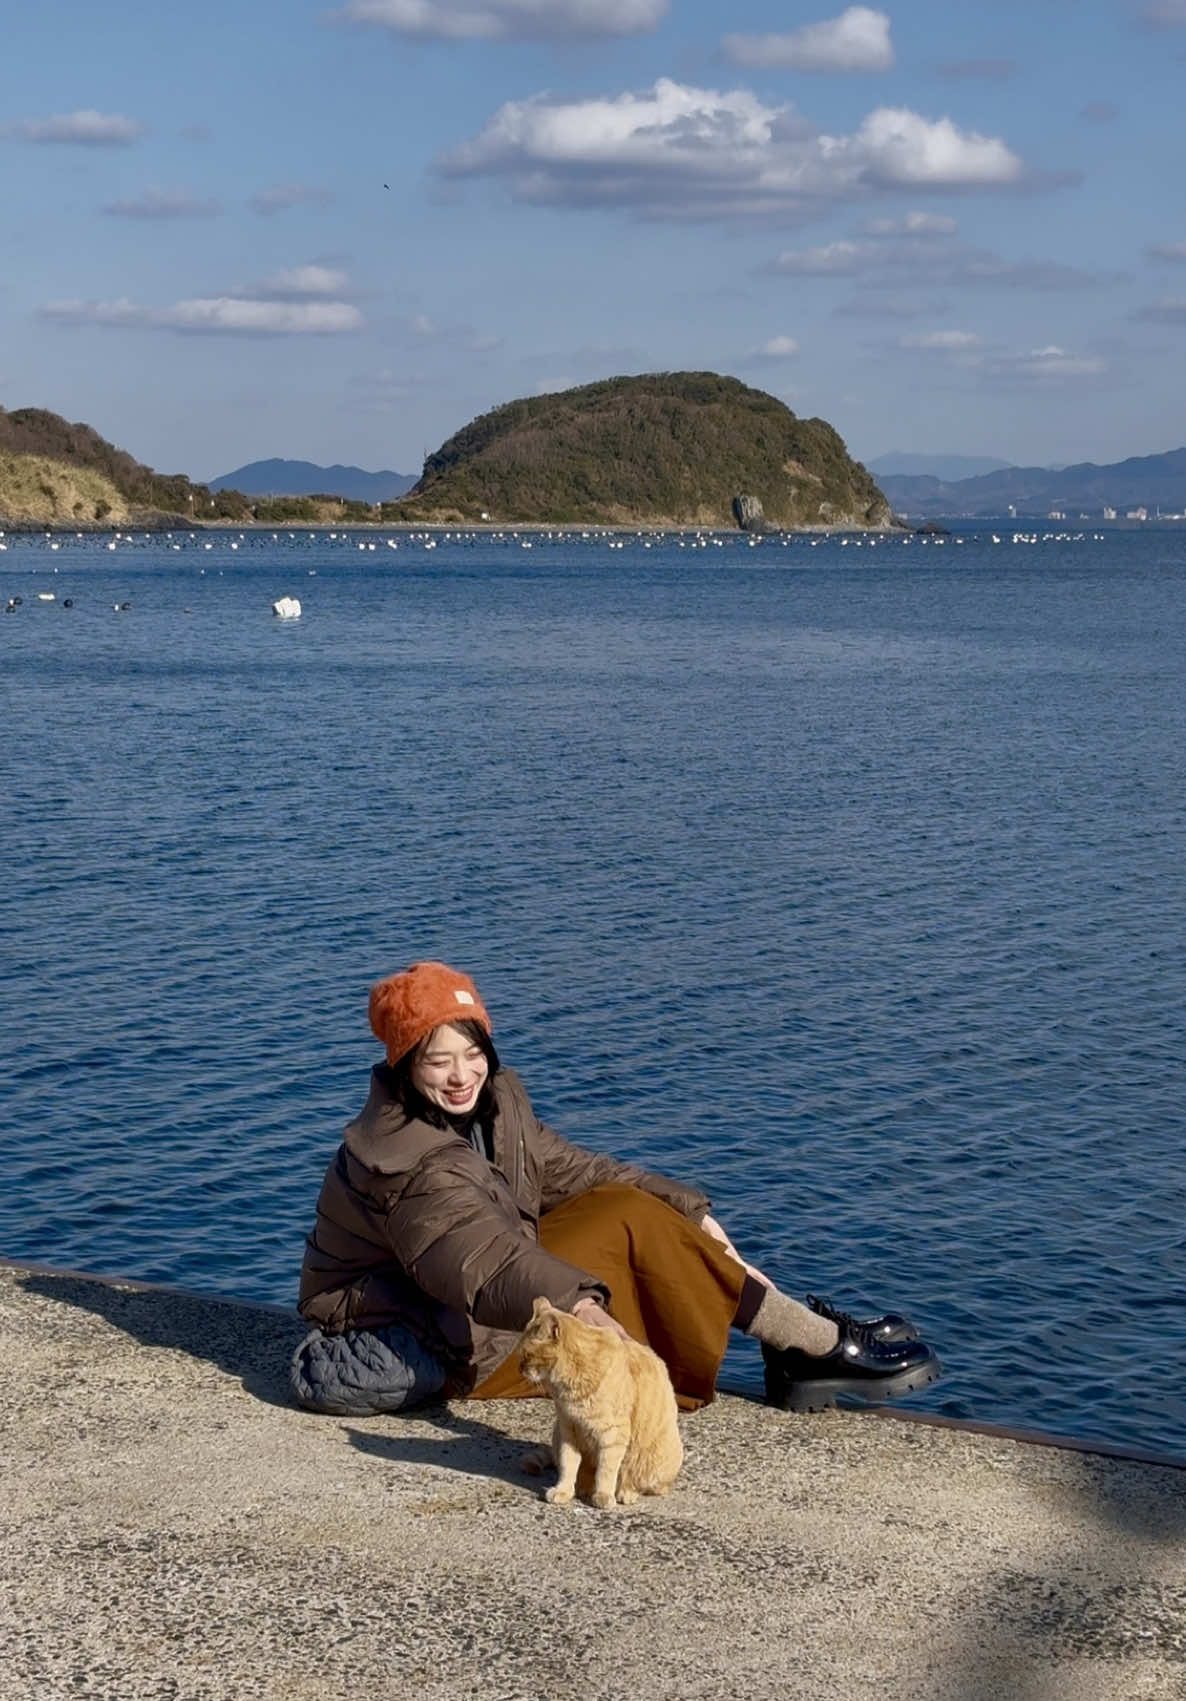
left=62, top=598, right=74, bottom=609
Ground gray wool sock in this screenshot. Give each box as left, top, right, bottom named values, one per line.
left=743, top=1287, right=840, bottom=1357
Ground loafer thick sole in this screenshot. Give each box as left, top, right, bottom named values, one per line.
left=765, top=1348, right=943, bottom=1413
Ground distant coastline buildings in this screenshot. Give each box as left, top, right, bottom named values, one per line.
left=1032, top=502, right=1179, bottom=522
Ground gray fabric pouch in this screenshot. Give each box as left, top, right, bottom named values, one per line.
left=289, top=1323, right=447, bottom=1415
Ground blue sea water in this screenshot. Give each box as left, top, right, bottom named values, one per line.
left=2, top=522, right=1184, bottom=1458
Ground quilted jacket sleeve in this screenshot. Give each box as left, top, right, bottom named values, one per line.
left=530, top=1111, right=711, bottom=1220
left=381, top=1150, right=607, bottom=1333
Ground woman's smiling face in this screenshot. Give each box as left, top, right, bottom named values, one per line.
left=410, top=1023, right=490, bottom=1116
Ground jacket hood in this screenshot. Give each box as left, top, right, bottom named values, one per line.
left=345, top=1064, right=510, bottom=1176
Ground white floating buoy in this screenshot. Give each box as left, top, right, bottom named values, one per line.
left=272, top=596, right=302, bottom=619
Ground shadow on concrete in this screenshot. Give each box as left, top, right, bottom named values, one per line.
left=15, top=1268, right=299, bottom=1409
left=344, top=1405, right=548, bottom=1491
left=942, top=1436, right=1186, bottom=1699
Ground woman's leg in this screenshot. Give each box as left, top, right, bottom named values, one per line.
left=467, top=1185, right=941, bottom=1414
left=700, top=1213, right=942, bottom=1409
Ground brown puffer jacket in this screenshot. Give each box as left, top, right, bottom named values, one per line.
left=297, top=1065, right=710, bottom=1390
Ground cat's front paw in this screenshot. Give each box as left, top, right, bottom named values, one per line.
left=544, top=1486, right=574, bottom=1505
left=616, top=1487, right=639, bottom=1505
left=590, top=1490, right=615, bottom=1509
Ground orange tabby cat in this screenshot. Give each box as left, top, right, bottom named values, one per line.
left=517, top=1296, right=683, bottom=1508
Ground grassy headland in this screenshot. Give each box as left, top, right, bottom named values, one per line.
left=0, top=406, right=248, bottom=528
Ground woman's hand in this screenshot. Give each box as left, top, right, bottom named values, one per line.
left=572, top=1295, right=631, bottom=1340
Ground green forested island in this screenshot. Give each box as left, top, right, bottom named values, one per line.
left=388, top=373, right=890, bottom=529
left=0, top=373, right=890, bottom=530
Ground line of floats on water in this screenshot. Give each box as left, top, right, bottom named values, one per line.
left=1, top=524, right=1113, bottom=558
left=1, top=524, right=1115, bottom=617
left=0, top=523, right=1116, bottom=619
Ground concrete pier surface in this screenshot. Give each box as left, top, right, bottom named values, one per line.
left=2, top=1262, right=1183, bottom=1701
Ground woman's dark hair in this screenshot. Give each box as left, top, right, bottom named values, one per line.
left=386, top=1017, right=501, bottom=1129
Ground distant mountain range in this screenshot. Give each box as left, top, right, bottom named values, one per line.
left=877, top=447, right=1186, bottom=518
left=866, top=452, right=1013, bottom=481
left=208, top=459, right=417, bottom=502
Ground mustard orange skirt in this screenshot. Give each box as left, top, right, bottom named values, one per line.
left=468, top=1184, right=748, bottom=1411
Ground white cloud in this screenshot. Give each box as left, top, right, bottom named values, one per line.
left=899, top=329, right=983, bottom=349
left=102, top=187, right=221, bottom=219
left=441, top=80, right=1025, bottom=221
left=760, top=334, right=800, bottom=356
left=722, top=8, right=893, bottom=73
left=865, top=210, right=958, bottom=237
left=1, top=109, right=144, bottom=145
left=770, top=241, right=867, bottom=274
left=332, top=0, right=666, bottom=39
left=989, top=345, right=1107, bottom=380
left=249, top=182, right=336, bottom=215
left=41, top=297, right=362, bottom=335
left=848, top=108, right=1022, bottom=187
left=249, top=265, right=351, bottom=297
left=1147, top=241, right=1186, bottom=262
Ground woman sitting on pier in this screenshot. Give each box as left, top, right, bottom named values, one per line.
left=291, top=960, right=940, bottom=1416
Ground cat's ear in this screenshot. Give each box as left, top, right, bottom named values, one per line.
left=530, top=1296, right=562, bottom=1338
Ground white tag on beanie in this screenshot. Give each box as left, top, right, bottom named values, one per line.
left=453, top=989, right=475, bottom=1005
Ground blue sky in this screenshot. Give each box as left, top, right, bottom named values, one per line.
left=3, top=0, right=1185, bottom=480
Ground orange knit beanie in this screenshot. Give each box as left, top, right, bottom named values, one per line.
left=368, top=961, right=492, bottom=1065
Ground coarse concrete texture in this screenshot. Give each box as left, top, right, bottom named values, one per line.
left=1, top=1261, right=1183, bottom=1701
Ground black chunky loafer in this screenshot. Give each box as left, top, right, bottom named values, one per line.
left=763, top=1322, right=941, bottom=1413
